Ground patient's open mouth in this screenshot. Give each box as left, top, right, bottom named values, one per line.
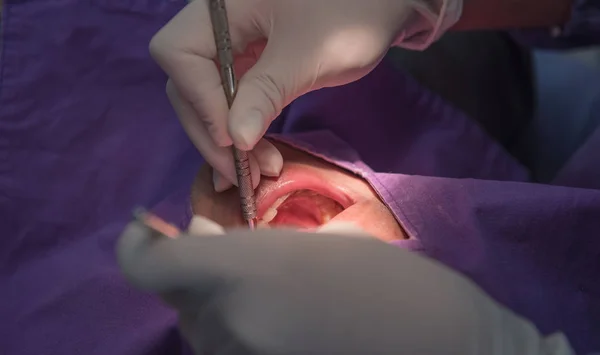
left=256, top=172, right=353, bottom=229
left=259, top=190, right=344, bottom=228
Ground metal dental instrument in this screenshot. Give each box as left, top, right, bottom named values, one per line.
left=133, top=207, right=181, bottom=239
left=209, top=0, right=258, bottom=230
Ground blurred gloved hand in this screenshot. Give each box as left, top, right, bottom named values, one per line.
left=117, top=216, right=574, bottom=355
left=150, top=0, right=463, bottom=192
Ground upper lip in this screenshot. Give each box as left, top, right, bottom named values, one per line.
left=255, top=170, right=353, bottom=220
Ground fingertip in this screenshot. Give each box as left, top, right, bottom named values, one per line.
left=253, top=139, right=283, bottom=177
left=213, top=154, right=260, bottom=191
left=193, top=93, right=234, bottom=149
left=248, top=152, right=262, bottom=189
left=229, top=51, right=288, bottom=151
left=230, top=109, right=266, bottom=151
left=188, top=215, right=225, bottom=236
left=202, top=108, right=233, bottom=148
left=211, top=131, right=234, bottom=148
left=166, top=80, right=232, bottom=160
left=213, top=170, right=235, bottom=192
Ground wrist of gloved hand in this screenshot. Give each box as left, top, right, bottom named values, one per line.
left=395, top=0, right=463, bottom=50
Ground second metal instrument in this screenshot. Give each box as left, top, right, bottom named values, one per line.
left=208, top=0, right=258, bottom=229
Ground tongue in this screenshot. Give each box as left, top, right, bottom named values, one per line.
left=269, top=192, right=343, bottom=229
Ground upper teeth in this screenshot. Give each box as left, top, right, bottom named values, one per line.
left=261, top=208, right=278, bottom=224
left=260, top=192, right=292, bottom=224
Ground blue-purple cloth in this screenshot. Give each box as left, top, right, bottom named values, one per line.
left=1, top=1, right=600, bottom=354
left=513, top=0, right=600, bottom=48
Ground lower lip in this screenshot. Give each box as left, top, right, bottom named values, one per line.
left=256, top=171, right=353, bottom=220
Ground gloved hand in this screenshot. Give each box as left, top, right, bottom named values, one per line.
left=150, top=0, right=463, bottom=192
left=117, top=216, right=574, bottom=355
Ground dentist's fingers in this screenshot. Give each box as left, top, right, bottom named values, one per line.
left=213, top=170, right=234, bottom=193
left=212, top=139, right=282, bottom=192
left=117, top=221, right=225, bottom=292
left=166, top=80, right=261, bottom=189
left=149, top=0, right=266, bottom=147
left=226, top=37, right=301, bottom=151
left=252, top=139, right=283, bottom=177
left=188, top=215, right=226, bottom=236
left=118, top=225, right=347, bottom=293
left=317, top=221, right=371, bottom=238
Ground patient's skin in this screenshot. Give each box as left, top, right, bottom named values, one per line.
left=191, top=141, right=406, bottom=242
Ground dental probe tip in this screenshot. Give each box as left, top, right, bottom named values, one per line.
left=247, top=218, right=258, bottom=230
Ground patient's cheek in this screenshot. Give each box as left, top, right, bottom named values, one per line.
left=331, top=200, right=406, bottom=242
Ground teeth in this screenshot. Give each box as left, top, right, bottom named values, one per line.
left=260, top=192, right=292, bottom=224
left=257, top=220, right=271, bottom=229
left=261, top=208, right=278, bottom=224
left=259, top=190, right=344, bottom=227
left=272, top=192, right=293, bottom=210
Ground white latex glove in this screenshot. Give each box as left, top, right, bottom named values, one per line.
left=150, top=0, right=463, bottom=191
left=117, top=216, right=574, bottom=355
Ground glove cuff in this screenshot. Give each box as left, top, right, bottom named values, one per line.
left=393, top=0, right=463, bottom=50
